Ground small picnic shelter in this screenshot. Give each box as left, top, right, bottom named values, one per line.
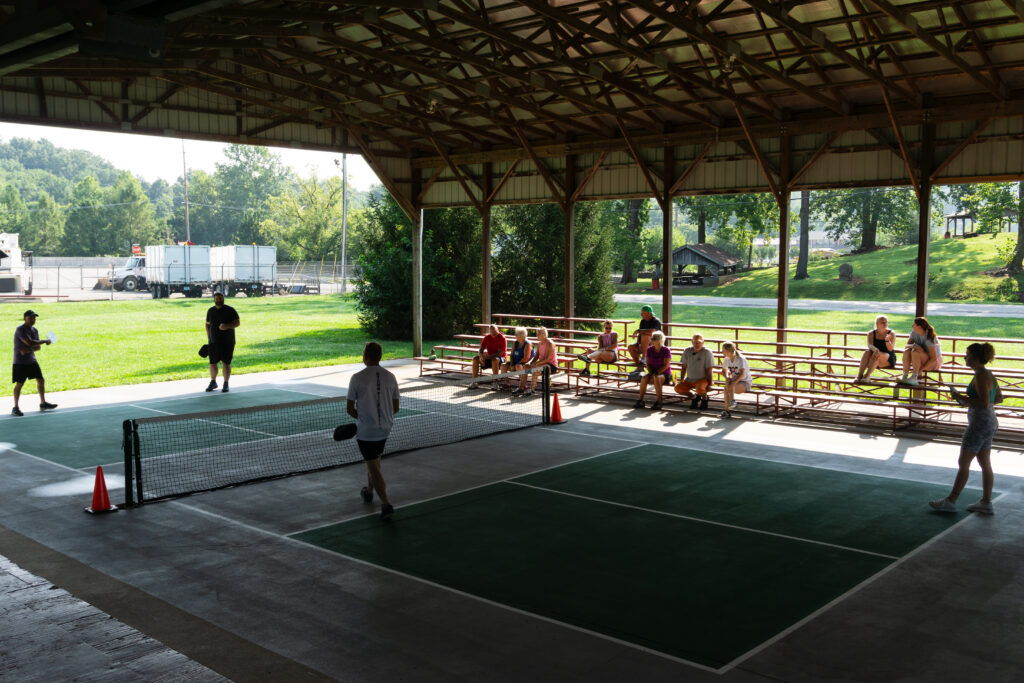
left=652, top=244, right=743, bottom=286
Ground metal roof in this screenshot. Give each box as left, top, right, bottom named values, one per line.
left=0, top=1, right=1021, bottom=214
left=653, top=243, right=744, bottom=268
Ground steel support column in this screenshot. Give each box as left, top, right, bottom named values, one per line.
left=662, top=144, right=674, bottom=325
left=915, top=122, right=935, bottom=318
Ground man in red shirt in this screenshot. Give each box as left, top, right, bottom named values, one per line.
left=472, top=324, right=507, bottom=387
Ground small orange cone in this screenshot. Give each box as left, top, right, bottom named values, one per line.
left=84, top=466, right=118, bottom=514
left=550, top=393, right=564, bottom=424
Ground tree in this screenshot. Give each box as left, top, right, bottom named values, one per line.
left=1010, top=182, right=1024, bottom=274
left=102, top=172, right=159, bottom=254
left=606, top=198, right=651, bottom=284
left=679, top=195, right=736, bottom=273
left=21, top=191, right=64, bottom=254
left=170, top=169, right=220, bottom=244
left=724, top=193, right=777, bottom=268
left=794, top=190, right=811, bottom=279
left=214, top=144, right=293, bottom=244
left=491, top=202, right=615, bottom=320
left=354, top=188, right=482, bottom=339
left=813, top=187, right=916, bottom=251
left=63, top=176, right=107, bottom=255
left=0, top=184, right=28, bottom=236
left=261, top=174, right=346, bottom=261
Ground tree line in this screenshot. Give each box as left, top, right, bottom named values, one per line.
left=0, top=138, right=368, bottom=261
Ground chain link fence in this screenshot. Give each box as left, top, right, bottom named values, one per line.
left=16, top=261, right=361, bottom=301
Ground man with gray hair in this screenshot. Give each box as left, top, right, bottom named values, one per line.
left=674, top=334, right=715, bottom=410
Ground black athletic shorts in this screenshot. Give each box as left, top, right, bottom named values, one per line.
left=12, top=362, right=42, bottom=384
left=208, top=343, right=235, bottom=365
left=356, top=439, right=387, bottom=461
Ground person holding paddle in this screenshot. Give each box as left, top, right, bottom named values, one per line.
left=346, top=342, right=399, bottom=519
left=205, top=291, right=240, bottom=393
left=11, top=309, right=57, bottom=416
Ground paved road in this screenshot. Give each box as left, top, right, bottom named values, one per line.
left=615, top=294, right=1024, bottom=318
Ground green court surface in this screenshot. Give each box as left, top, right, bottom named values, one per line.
left=293, top=445, right=979, bottom=670
left=2, top=388, right=328, bottom=469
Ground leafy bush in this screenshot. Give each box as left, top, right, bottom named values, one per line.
left=354, top=189, right=481, bottom=339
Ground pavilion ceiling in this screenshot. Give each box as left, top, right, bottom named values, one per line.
left=0, top=0, right=1021, bottom=211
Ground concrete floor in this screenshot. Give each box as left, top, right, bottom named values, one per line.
left=1, top=360, right=1022, bottom=681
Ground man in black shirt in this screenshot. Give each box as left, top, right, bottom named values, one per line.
left=627, top=305, right=662, bottom=381
left=205, top=291, right=240, bottom=393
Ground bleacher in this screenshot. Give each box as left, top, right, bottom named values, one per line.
left=414, top=315, right=1024, bottom=443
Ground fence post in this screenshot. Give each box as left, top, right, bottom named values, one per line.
left=56, top=265, right=60, bottom=299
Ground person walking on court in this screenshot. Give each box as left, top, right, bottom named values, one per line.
left=205, top=291, right=240, bottom=393
left=11, top=310, right=57, bottom=416
left=929, top=343, right=1002, bottom=515
left=347, top=342, right=399, bottom=519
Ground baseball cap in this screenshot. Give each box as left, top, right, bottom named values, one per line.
left=640, top=305, right=653, bottom=314
left=23, top=310, right=38, bottom=318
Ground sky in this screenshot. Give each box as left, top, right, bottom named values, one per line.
left=0, top=121, right=380, bottom=191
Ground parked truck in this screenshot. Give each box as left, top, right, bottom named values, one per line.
left=210, top=245, right=277, bottom=297
left=147, top=244, right=210, bottom=299
left=0, top=233, right=32, bottom=295
left=111, top=254, right=148, bottom=292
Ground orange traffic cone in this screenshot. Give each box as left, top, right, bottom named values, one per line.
left=550, top=393, right=564, bottom=424
left=84, top=466, right=118, bottom=514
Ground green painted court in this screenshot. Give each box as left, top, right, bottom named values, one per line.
left=293, top=444, right=979, bottom=670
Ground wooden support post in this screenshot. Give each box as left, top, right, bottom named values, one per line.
left=411, top=164, right=423, bottom=357
left=777, top=135, right=792, bottom=357
left=564, top=154, right=577, bottom=327
left=915, top=120, right=935, bottom=318
left=482, top=161, right=492, bottom=324
left=662, top=143, right=674, bottom=325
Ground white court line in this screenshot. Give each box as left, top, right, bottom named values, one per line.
left=179, top=499, right=717, bottom=674
left=505, top=480, right=899, bottom=561
left=716, top=491, right=1011, bottom=674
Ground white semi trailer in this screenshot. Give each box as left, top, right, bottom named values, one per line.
left=0, top=233, right=32, bottom=295
left=210, top=245, right=277, bottom=297
left=146, top=244, right=210, bottom=299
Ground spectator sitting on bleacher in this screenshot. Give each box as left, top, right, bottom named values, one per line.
left=855, top=315, right=897, bottom=383
left=627, top=305, right=662, bottom=381
left=634, top=331, right=672, bottom=411
left=899, top=317, right=943, bottom=386
left=472, top=324, right=507, bottom=388
left=524, top=327, right=559, bottom=397
left=506, top=327, right=535, bottom=395
left=719, top=342, right=751, bottom=419
left=576, top=320, right=618, bottom=378
left=673, top=334, right=715, bottom=410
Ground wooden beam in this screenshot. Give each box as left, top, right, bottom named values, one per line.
left=788, top=131, right=841, bottom=188
left=431, top=139, right=483, bottom=214
left=915, top=122, right=935, bottom=317
left=416, top=165, right=445, bottom=204
left=734, top=105, right=783, bottom=205
left=570, top=152, right=607, bottom=203
left=930, top=118, right=992, bottom=181
left=668, top=142, right=713, bottom=195
left=617, top=118, right=666, bottom=211
left=486, top=159, right=520, bottom=205
left=511, top=122, right=565, bottom=208
left=879, top=83, right=920, bottom=201
left=862, top=0, right=1007, bottom=99
left=350, top=128, right=416, bottom=221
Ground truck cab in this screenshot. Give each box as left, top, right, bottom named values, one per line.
left=112, top=255, right=147, bottom=292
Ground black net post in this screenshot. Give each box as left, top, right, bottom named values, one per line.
left=542, top=366, right=551, bottom=424
left=122, top=419, right=135, bottom=507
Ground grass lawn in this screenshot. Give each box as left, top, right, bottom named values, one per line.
left=3, top=295, right=446, bottom=393
left=617, top=234, right=1024, bottom=304
left=4, top=293, right=1024, bottom=395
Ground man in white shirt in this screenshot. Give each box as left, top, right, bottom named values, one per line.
left=346, top=342, right=400, bottom=519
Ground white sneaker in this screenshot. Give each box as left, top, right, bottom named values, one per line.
left=719, top=410, right=731, bottom=418
left=966, top=500, right=994, bottom=515
left=929, top=497, right=956, bottom=512
left=905, top=374, right=919, bottom=386
left=728, top=401, right=738, bottom=410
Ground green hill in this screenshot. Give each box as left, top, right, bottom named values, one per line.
left=622, top=235, right=1022, bottom=304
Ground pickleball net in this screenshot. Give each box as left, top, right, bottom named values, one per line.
left=122, top=367, right=551, bottom=504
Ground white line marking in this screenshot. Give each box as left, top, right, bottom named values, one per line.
left=505, top=480, right=899, bottom=561
left=717, top=500, right=995, bottom=673
left=175, top=500, right=717, bottom=673
left=129, top=404, right=174, bottom=415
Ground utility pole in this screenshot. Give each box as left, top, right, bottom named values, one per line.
left=182, top=140, right=191, bottom=244
left=342, top=153, right=348, bottom=292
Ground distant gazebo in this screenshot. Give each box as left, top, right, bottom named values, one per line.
left=945, top=210, right=975, bottom=237
left=653, top=244, right=742, bottom=286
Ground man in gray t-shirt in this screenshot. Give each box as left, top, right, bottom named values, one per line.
left=346, top=342, right=400, bottom=519
left=674, top=334, right=715, bottom=410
